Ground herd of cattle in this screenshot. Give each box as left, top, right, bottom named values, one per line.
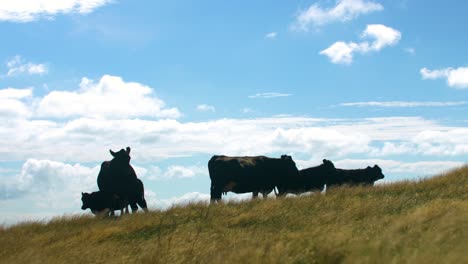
left=208, top=155, right=384, bottom=201
left=81, top=147, right=385, bottom=216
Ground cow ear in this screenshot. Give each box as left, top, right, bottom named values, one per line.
left=366, top=166, right=371, bottom=169
left=81, top=192, right=83, bottom=195
left=373, top=165, right=378, bottom=168
left=110, top=149, right=116, bottom=157
left=126, top=147, right=131, bottom=155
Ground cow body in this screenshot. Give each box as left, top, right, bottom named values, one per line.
left=208, top=155, right=301, bottom=201
left=287, top=159, right=336, bottom=194
left=81, top=191, right=128, bottom=216
left=327, top=165, right=385, bottom=188
left=96, top=147, right=148, bottom=213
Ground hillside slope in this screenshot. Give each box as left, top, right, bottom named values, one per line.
left=1, top=166, right=467, bottom=264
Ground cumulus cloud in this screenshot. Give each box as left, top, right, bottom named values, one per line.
left=292, top=0, right=383, bottom=30
left=249, top=92, right=292, bottom=98
left=5, top=56, right=47, bottom=76
left=36, top=75, right=181, bottom=119
left=320, top=24, right=401, bottom=64
left=0, top=0, right=112, bottom=22
left=196, top=104, right=215, bottom=112
left=339, top=101, right=467, bottom=107
left=420, top=67, right=468, bottom=89
left=0, top=159, right=97, bottom=205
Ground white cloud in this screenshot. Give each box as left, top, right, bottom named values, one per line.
left=320, top=24, right=401, bottom=64
left=141, top=165, right=206, bottom=181
left=339, top=101, right=467, bottom=107
left=164, top=165, right=205, bottom=179
left=421, top=67, right=468, bottom=89
left=249, top=92, right=292, bottom=98
left=5, top=56, right=47, bottom=76
left=293, top=0, right=383, bottom=31
left=196, top=104, right=215, bottom=112
left=36, top=75, right=181, bottom=119
left=265, top=32, right=277, bottom=39
left=0, top=114, right=466, bottom=163
left=0, top=0, right=112, bottom=22
left=0, top=87, right=32, bottom=99
left=319, top=41, right=363, bottom=64
left=0, top=87, right=33, bottom=118
left=0, top=159, right=97, bottom=204
left=361, top=24, right=401, bottom=50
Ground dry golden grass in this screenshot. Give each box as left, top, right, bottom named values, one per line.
left=1, top=166, right=467, bottom=263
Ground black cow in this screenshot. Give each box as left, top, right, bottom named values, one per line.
left=208, top=155, right=301, bottom=201
left=97, top=147, right=148, bottom=213
left=286, top=159, right=336, bottom=194
left=129, top=178, right=149, bottom=213
left=327, top=165, right=385, bottom=188
left=81, top=191, right=128, bottom=216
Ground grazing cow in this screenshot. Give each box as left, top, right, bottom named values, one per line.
left=287, top=159, right=335, bottom=194
left=208, top=155, right=301, bottom=201
left=81, top=191, right=128, bottom=216
left=97, top=147, right=148, bottom=213
left=327, top=165, right=385, bottom=188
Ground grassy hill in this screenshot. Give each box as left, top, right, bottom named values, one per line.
left=1, top=167, right=467, bottom=264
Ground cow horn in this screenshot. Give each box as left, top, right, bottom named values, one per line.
left=126, top=147, right=131, bottom=154
left=110, top=149, right=116, bottom=157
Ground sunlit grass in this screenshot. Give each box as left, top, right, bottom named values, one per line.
left=1, top=166, right=467, bottom=263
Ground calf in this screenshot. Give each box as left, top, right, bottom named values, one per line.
left=81, top=191, right=129, bottom=216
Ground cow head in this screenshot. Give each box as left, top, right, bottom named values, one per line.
left=81, top=192, right=91, bottom=210
left=109, top=146, right=131, bottom=164
left=366, top=165, right=385, bottom=182
left=281, top=155, right=295, bottom=165
left=322, top=159, right=336, bottom=172
left=281, top=155, right=300, bottom=177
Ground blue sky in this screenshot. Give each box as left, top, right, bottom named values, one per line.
left=1, top=0, right=467, bottom=225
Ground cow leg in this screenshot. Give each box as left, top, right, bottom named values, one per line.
left=275, top=187, right=287, bottom=198
left=262, top=192, right=268, bottom=199
left=252, top=191, right=259, bottom=199
left=130, top=201, right=138, bottom=213
left=210, top=184, right=222, bottom=203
